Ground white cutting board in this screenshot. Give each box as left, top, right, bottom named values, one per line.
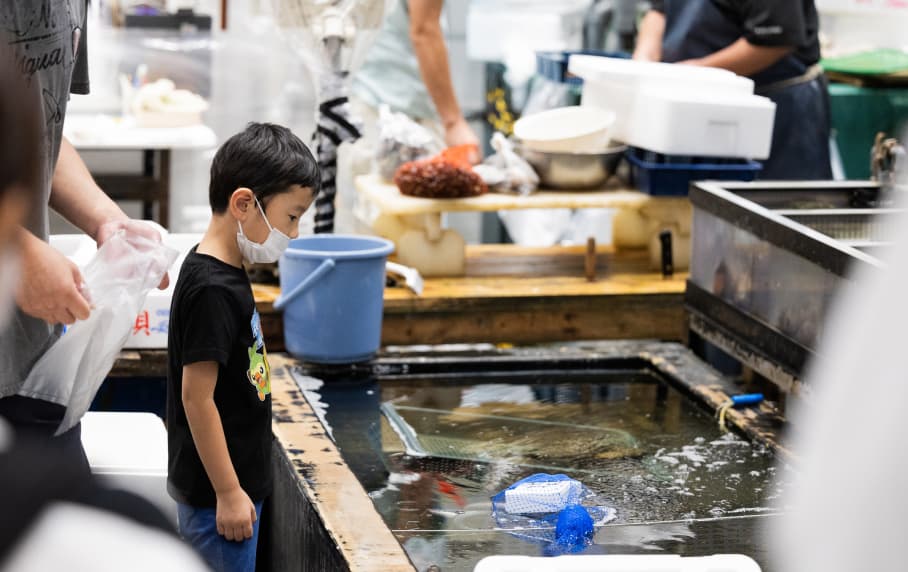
left=355, top=174, right=650, bottom=216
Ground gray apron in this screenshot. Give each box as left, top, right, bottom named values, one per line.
left=661, top=0, right=832, bottom=180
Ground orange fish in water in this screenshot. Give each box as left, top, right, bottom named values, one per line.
left=436, top=478, right=466, bottom=509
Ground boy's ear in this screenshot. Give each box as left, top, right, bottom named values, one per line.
left=229, top=188, right=255, bottom=221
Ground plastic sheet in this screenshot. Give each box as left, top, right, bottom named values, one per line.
left=475, top=133, right=539, bottom=195
left=374, top=104, right=441, bottom=180
left=18, top=230, right=177, bottom=435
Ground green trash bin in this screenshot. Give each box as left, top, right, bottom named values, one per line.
left=828, top=84, right=908, bottom=179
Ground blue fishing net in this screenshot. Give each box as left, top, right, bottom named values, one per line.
left=491, top=474, right=617, bottom=553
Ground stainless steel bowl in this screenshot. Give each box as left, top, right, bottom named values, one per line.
left=520, top=145, right=627, bottom=190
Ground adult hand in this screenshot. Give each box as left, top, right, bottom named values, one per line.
left=216, top=486, right=257, bottom=542
left=444, top=117, right=482, bottom=165
left=96, top=219, right=170, bottom=289
left=15, top=231, right=91, bottom=325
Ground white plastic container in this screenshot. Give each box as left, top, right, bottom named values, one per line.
left=514, top=106, right=615, bottom=153
left=474, top=554, right=762, bottom=572
left=81, top=412, right=176, bottom=525
left=568, top=55, right=776, bottom=159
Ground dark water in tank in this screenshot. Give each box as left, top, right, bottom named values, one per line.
left=294, top=367, right=792, bottom=572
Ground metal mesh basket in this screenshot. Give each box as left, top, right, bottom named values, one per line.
left=380, top=403, right=640, bottom=474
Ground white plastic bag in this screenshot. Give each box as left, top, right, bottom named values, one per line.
left=374, top=104, right=441, bottom=180
left=498, top=209, right=573, bottom=247
left=18, top=230, right=177, bottom=435
left=477, top=132, right=539, bottom=195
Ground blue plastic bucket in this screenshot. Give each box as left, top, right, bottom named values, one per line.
left=275, top=235, right=394, bottom=364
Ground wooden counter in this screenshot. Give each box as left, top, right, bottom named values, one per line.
left=255, top=244, right=687, bottom=350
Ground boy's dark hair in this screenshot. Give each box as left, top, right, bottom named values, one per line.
left=0, top=50, right=41, bottom=200
left=209, top=122, right=320, bottom=213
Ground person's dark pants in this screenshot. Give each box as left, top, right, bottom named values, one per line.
left=0, top=395, right=90, bottom=476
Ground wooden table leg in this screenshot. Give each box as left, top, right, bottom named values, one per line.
left=142, top=149, right=155, bottom=221
left=159, top=149, right=171, bottom=230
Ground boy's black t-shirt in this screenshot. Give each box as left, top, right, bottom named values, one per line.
left=166, top=249, right=273, bottom=508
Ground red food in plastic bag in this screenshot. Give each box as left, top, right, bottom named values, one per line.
left=394, top=145, right=487, bottom=199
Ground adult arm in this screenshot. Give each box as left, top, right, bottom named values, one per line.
left=49, top=137, right=128, bottom=242
left=681, top=38, right=792, bottom=77
left=50, top=137, right=169, bottom=283
left=408, top=0, right=480, bottom=160
left=633, top=10, right=666, bottom=62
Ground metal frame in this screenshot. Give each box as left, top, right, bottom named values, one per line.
left=689, top=180, right=884, bottom=276
left=686, top=281, right=809, bottom=393
left=687, top=180, right=890, bottom=389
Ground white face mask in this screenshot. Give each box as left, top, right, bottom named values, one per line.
left=0, top=248, right=20, bottom=331
left=236, top=197, right=291, bottom=264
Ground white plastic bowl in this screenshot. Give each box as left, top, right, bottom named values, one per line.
left=514, top=106, right=616, bottom=153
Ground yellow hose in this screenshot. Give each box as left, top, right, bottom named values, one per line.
left=716, top=400, right=733, bottom=433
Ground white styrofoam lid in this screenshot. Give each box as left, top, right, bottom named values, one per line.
left=81, top=412, right=168, bottom=474
left=568, top=55, right=754, bottom=94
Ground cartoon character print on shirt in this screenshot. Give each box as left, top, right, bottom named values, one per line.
left=247, top=309, right=271, bottom=401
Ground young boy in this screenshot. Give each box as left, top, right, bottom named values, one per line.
left=167, top=123, right=319, bottom=572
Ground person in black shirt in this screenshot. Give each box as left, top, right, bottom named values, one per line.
left=634, top=0, right=832, bottom=181
left=167, top=123, right=319, bottom=572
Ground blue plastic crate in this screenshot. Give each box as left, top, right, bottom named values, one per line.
left=626, top=148, right=763, bottom=197
left=535, top=50, right=630, bottom=85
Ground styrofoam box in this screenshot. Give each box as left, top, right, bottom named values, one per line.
left=50, top=232, right=201, bottom=349
left=81, top=411, right=176, bottom=525
left=568, top=55, right=777, bottom=159
left=504, top=479, right=582, bottom=514
left=630, top=90, right=776, bottom=159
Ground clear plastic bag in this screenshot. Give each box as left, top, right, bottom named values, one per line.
left=522, top=77, right=575, bottom=118
left=18, top=230, right=177, bottom=435
left=498, top=208, right=573, bottom=247
left=476, top=132, right=540, bottom=196
left=374, top=104, right=441, bottom=180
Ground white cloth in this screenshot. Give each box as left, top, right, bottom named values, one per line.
left=0, top=503, right=207, bottom=572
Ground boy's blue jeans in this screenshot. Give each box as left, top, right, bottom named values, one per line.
left=178, top=501, right=264, bottom=572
